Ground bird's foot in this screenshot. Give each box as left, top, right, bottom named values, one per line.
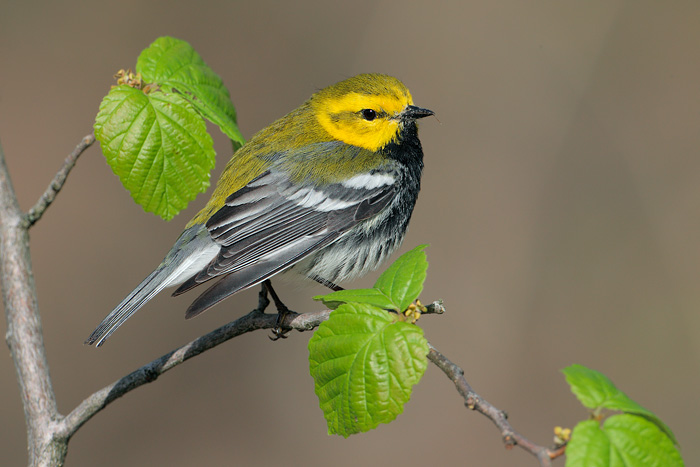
left=269, top=307, right=291, bottom=341
left=263, top=280, right=296, bottom=340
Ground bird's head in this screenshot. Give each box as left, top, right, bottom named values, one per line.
left=311, top=74, right=433, bottom=151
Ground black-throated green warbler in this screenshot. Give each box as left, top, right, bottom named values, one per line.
left=87, top=73, right=433, bottom=346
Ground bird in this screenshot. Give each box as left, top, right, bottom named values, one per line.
left=86, top=73, right=433, bottom=347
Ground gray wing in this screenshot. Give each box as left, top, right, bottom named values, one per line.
left=174, top=169, right=396, bottom=318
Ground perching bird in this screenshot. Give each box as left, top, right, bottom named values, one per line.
left=87, top=73, right=433, bottom=346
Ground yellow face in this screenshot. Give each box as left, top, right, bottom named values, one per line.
left=314, top=80, right=414, bottom=152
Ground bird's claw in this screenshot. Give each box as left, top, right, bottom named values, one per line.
left=262, top=279, right=296, bottom=341
left=269, top=301, right=292, bottom=341
left=269, top=326, right=290, bottom=341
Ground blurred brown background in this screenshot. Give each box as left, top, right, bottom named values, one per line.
left=2, top=1, right=699, bottom=465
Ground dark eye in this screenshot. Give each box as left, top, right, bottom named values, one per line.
left=361, top=109, right=377, bottom=121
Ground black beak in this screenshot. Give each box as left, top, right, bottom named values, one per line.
left=403, top=105, right=434, bottom=120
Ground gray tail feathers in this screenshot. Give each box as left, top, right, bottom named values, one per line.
left=86, top=267, right=170, bottom=347
left=184, top=261, right=283, bottom=319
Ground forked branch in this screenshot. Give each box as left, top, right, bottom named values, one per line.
left=1, top=134, right=563, bottom=466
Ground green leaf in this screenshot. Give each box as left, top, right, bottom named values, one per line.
left=603, top=415, right=683, bottom=466
left=563, top=364, right=622, bottom=410
left=94, top=85, right=215, bottom=220
left=308, top=303, right=429, bottom=437
left=136, top=36, right=245, bottom=148
left=315, top=245, right=429, bottom=312
left=566, top=415, right=684, bottom=467
left=314, top=288, right=395, bottom=310
left=95, top=37, right=243, bottom=219
left=374, top=244, right=428, bottom=311
left=565, top=420, right=613, bottom=467
left=562, top=364, right=677, bottom=444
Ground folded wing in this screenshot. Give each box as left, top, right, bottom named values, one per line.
left=174, top=169, right=396, bottom=318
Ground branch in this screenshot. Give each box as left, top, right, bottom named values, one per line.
left=60, top=292, right=563, bottom=467
left=3, top=129, right=562, bottom=464
left=58, top=290, right=332, bottom=439
left=427, top=343, right=566, bottom=466
left=23, top=132, right=95, bottom=228
left=0, top=138, right=64, bottom=465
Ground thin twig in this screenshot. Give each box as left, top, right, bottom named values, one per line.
left=23, top=133, right=95, bottom=228
left=58, top=291, right=332, bottom=439
left=427, top=343, right=566, bottom=466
